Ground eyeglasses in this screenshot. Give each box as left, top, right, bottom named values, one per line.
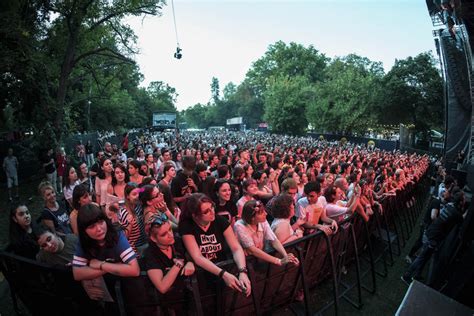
left=149, top=213, right=169, bottom=227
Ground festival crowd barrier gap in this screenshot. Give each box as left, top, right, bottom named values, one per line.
left=1, top=176, right=433, bottom=316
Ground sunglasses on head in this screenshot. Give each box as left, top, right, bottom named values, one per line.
left=149, top=213, right=168, bottom=227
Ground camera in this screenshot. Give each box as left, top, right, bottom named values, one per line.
left=174, top=47, right=182, bottom=59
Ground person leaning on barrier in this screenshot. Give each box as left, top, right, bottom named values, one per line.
left=271, top=194, right=304, bottom=245
left=143, top=213, right=195, bottom=294
left=178, top=193, right=251, bottom=297
left=296, top=181, right=338, bottom=236
left=323, top=184, right=363, bottom=222
left=234, top=200, right=299, bottom=266
left=72, top=203, right=140, bottom=281
left=34, top=224, right=78, bottom=266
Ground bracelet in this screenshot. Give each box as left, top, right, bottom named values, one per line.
left=238, top=267, right=248, bottom=274
left=99, top=261, right=106, bottom=271
left=174, top=261, right=183, bottom=269
left=218, top=269, right=226, bottom=279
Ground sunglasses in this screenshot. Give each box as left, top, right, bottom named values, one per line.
left=251, top=201, right=266, bottom=216
left=149, top=213, right=169, bottom=227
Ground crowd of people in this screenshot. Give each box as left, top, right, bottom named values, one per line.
left=8, top=129, right=462, bottom=309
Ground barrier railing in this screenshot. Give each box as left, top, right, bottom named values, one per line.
left=0, top=177, right=431, bottom=316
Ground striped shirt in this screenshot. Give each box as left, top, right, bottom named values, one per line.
left=72, top=231, right=136, bottom=267
left=119, top=206, right=147, bottom=255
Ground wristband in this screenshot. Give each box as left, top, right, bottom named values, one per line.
left=99, top=261, right=106, bottom=271
left=238, top=267, right=248, bottom=274
left=218, top=269, right=226, bottom=279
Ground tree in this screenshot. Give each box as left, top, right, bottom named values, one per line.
left=44, top=0, right=164, bottom=143
left=233, top=82, right=264, bottom=128
left=0, top=0, right=165, bottom=147
left=380, top=52, right=443, bottom=137
left=223, top=82, right=237, bottom=100
left=0, top=0, right=52, bottom=144
left=307, top=54, right=384, bottom=134
left=264, top=75, right=315, bottom=135
left=210, top=77, right=220, bottom=104
left=183, top=103, right=209, bottom=128
left=246, top=41, right=329, bottom=98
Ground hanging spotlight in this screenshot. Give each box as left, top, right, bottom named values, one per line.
left=174, top=46, right=182, bottom=59
left=171, top=0, right=182, bottom=60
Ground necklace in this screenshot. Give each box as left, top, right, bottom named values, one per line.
left=196, top=220, right=210, bottom=231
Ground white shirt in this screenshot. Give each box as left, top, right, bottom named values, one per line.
left=296, top=197, right=324, bottom=225
left=234, top=220, right=276, bottom=253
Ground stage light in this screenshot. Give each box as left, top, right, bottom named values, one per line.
left=174, top=47, right=182, bottom=59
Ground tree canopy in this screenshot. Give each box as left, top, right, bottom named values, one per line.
left=0, top=0, right=174, bottom=148
left=1, top=1, right=443, bottom=144
left=182, top=45, right=442, bottom=137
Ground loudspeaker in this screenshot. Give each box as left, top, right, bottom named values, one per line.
left=467, top=164, right=474, bottom=192
left=396, top=280, right=473, bottom=315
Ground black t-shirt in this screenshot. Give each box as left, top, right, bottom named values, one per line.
left=41, top=200, right=72, bottom=234
left=142, top=239, right=186, bottom=291
left=171, top=170, right=200, bottom=199
left=423, top=198, right=441, bottom=226
left=143, top=239, right=184, bottom=271
left=178, top=216, right=230, bottom=263
left=426, top=203, right=463, bottom=243
left=215, top=202, right=237, bottom=223
left=9, top=231, right=39, bottom=260
left=197, top=176, right=215, bottom=198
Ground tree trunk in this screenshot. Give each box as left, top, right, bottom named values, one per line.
left=54, top=22, right=79, bottom=144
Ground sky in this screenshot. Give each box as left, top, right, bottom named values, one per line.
left=127, top=0, right=436, bottom=111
